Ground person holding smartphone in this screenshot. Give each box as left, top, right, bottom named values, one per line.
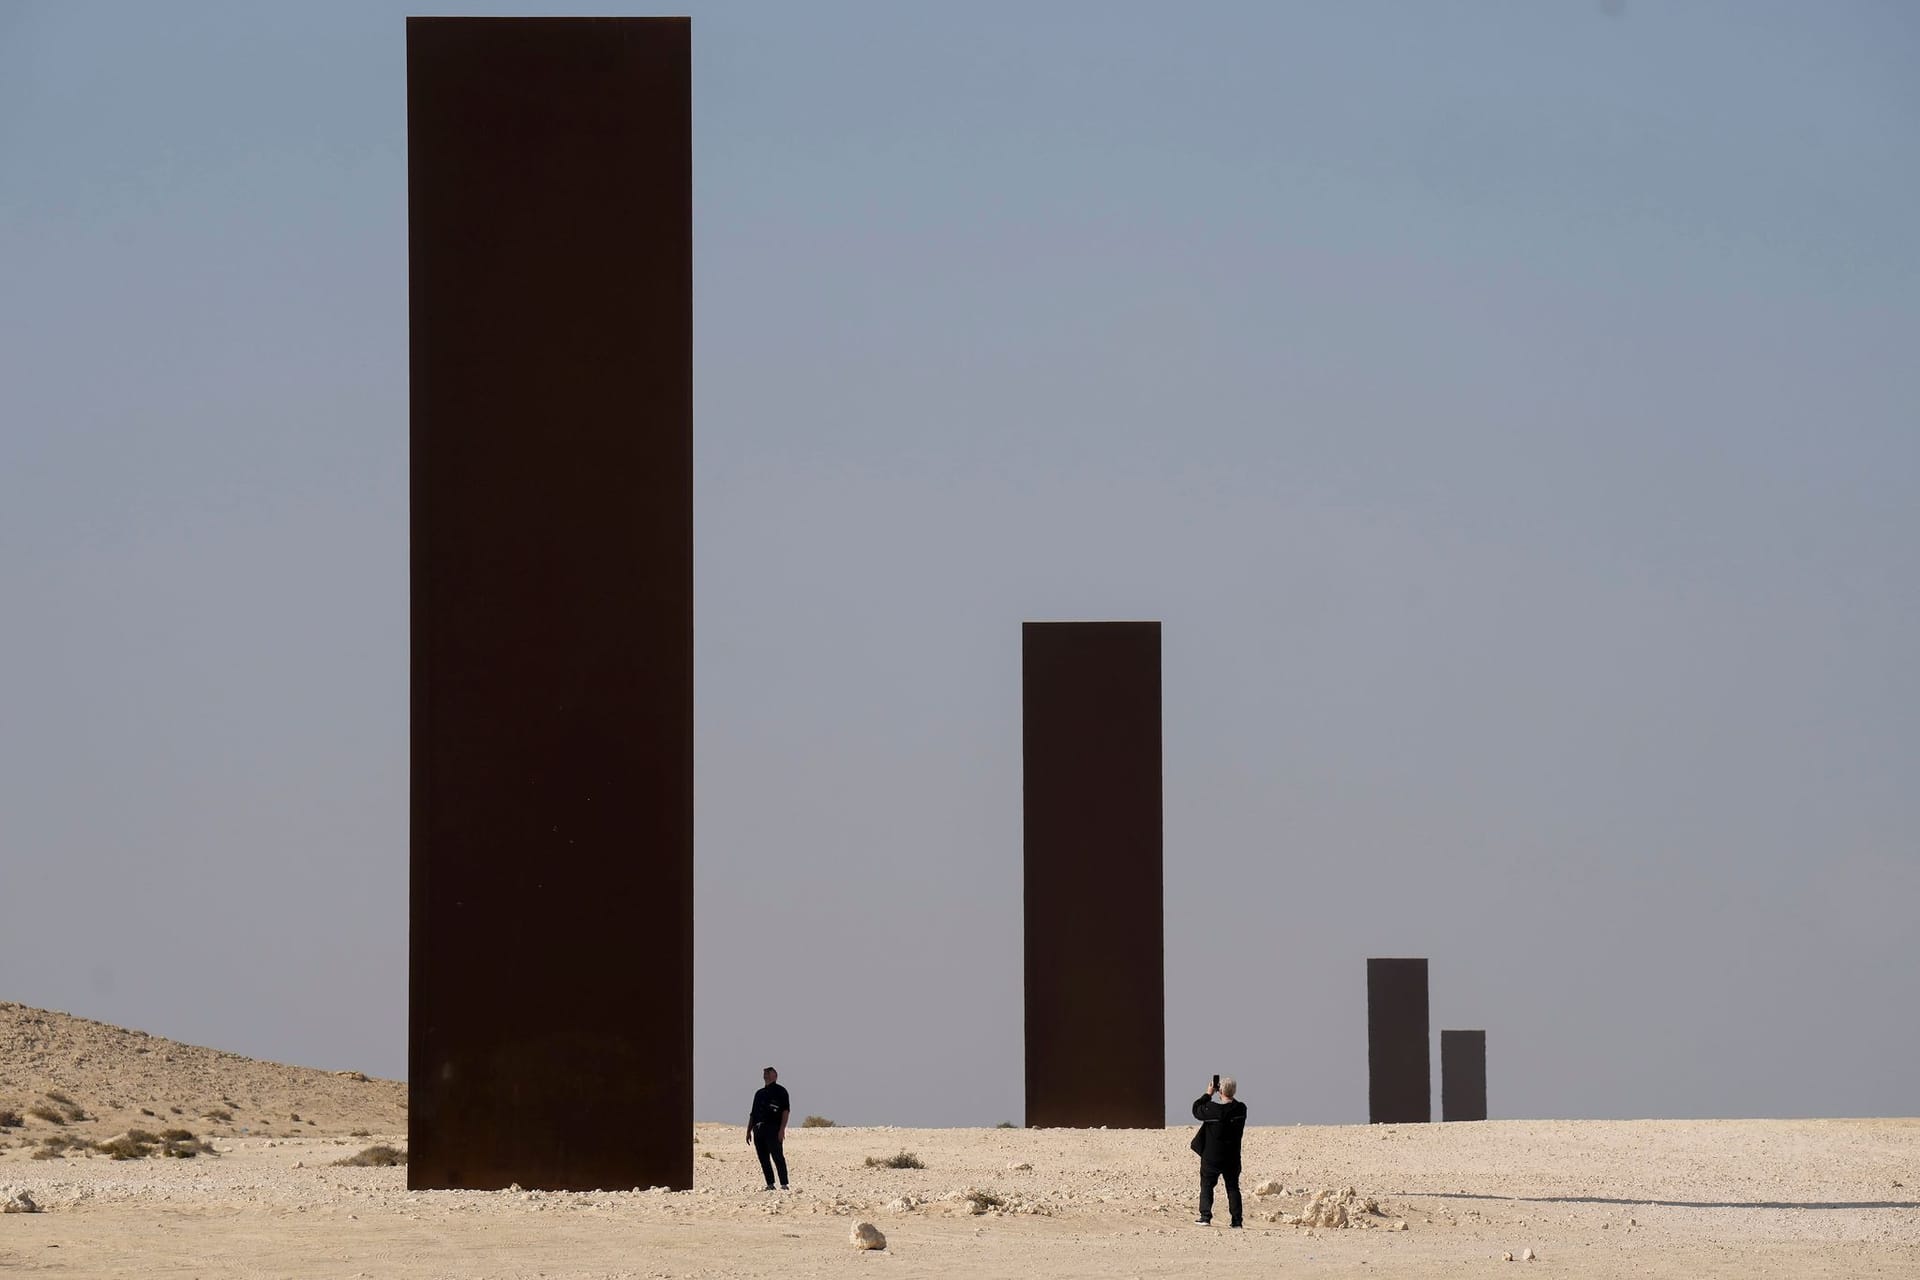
left=1192, top=1075, right=1247, bottom=1227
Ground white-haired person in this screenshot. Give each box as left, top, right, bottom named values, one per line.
left=1191, top=1075, right=1248, bottom=1227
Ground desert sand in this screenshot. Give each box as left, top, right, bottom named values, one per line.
left=3, top=1002, right=1916, bottom=1278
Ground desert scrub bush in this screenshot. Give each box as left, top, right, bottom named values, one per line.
left=26, top=1104, right=65, bottom=1125
left=43, top=1091, right=85, bottom=1122
left=966, top=1189, right=1005, bottom=1212
left=0, top=1108, right=21, bottom=1128
left=801, top=1115, right=835, bottom=1128
left=92, top=1129, right=214, bottom=1160
left=98, top=1135, right=158, bottom=1160
left=995, top=1121, right=1016, bottom=1128
left=334, top=1144, right=407, bottom=1167
left=202, top=1108, right=233, bottom=1123
left=865, top=1151, right=925, bottom=1170
left=36, top=1134, right=93, bottom=1157
left=349, top=1129, right=371, bottom=1138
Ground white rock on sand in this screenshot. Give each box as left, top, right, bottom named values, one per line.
left=850, top=1220, right=886, bottom=1250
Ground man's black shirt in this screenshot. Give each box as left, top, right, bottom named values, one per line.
left=751, top=1083, right=791, bottom=1136
left=1191, top=1094, right=1248, bottom=1168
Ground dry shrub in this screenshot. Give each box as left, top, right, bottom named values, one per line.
left=966, top=1189, right=1005, bottom=1212
left=42, top=1091, right=85, bottom=1122
left=202, top=1108, right=233, bottom=1123
left=995, top=1121, right=1017, bottom=1129
left=95, top=1129, right=213, bottom=1160
left=26, top=1104, right=64, bottom=1125
left=865, top=1151, right=924, bottom=1170
left=334, top=1144, right=407, bottom=1167
left=801, top=1115, right=835, bottom=1128
left=0, top=1108, right=22, bottom=1129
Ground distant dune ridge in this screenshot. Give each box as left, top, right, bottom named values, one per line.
left=0, top=1001, right=403, bottom=1143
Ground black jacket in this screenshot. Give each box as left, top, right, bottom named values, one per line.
left=750, top=1083, right=790, bottom=1136
left=1192, top=1094, right=1248, bottom=1168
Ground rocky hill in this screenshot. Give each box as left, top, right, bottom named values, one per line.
left=0, top=1001, right=404, bottom=1147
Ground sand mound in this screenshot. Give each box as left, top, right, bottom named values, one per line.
left=0, top=1001, right=403, bottom=1146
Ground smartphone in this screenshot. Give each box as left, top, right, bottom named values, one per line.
left=1212, top=1074, right=1220, bottom=1092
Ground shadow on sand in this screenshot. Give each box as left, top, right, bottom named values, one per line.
left=1394, top=1191, right=1918, bottom=1211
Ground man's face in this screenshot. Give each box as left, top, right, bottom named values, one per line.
left=764, top=1069, right=776, bottom=1084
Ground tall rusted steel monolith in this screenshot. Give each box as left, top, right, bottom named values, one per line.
left=1023, top=621, right=1165, bottom=1128
left=408, top=16, right=692, bottom=1192
left=1441, top=1029, right=1487, bottom=1121
left=1368, top=958, right=1430, bottom=1124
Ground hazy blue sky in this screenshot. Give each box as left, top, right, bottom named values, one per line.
left=3, top=1, right=1915, bottom=1127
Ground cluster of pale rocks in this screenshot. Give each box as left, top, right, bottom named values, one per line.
left=1249, top=1181, right=1411, bottom=1232
left=843, top=1171, right=1070, bottom=1250
left=839, top=1179, right=1423, bottom=1251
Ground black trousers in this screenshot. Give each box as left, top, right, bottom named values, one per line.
left=1199, top=1161, right=1242, bottom=1225
left=753, top=1128, right=788, bottom=1188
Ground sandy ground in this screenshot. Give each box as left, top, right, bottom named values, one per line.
left=4, top=1005, right=1917, bottom=1278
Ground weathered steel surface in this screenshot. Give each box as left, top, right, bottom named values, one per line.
left=1368, top=958, right=1430, bottom=1124
left=1442, top=1029, right=1488, bottom=1121
left=1023, top=621, right=1165, bottom=1128
left=408, top=17, right=692, bottom=1192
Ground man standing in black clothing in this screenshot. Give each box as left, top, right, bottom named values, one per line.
left=746, top=1066, right=791, bottom=1190
left=1192, top=1076, right=1247, bottom=1227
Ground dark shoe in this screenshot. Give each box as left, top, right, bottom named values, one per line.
left=1229, top=1222, right=1243, bottom=1229
left=1193, top=1218, right=1211, bottom=1226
